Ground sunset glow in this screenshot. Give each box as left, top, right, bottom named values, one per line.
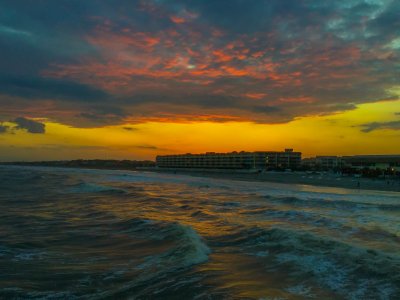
left=0, top=0, right=399, bottom=160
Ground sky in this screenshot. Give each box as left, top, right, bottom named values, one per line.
left=0, top=0, right=399, bottom=161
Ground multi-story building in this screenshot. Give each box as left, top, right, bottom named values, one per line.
left=156, top=149, right=301, bottom=170
left=265, top=149, right=302, bottom=170
left=302, top=156, right=341, bottom=170
left=341, top=155, right=400, bottom=171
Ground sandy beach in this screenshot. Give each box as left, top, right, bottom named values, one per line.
left=153, top=169, right=400, bottom=192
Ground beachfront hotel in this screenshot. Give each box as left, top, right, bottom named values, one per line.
left=156, top=149, right=302, bottom=170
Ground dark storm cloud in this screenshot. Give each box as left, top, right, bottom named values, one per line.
left=360, top=121, right=400, bottom=133
left=251, top=105, right=280, bottom=114
left=368, top=0, right=400, bottom=34
left=0, top=76, right=108, bottom=102
left=75, top=105, right=128, bottom=126
left=78, top=112, right=123, bottom=125
left=0, top=0, right=399, bottom=126
left=13, top=117, right=45, bottom=133
left=0, top=1, right=98, bottom=76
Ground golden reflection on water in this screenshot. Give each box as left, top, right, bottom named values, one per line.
left=87, top=183, right=345, bottom=298
left=195, top=252, right=339, bottom=299
left=2, top=167, right=400, bottom=299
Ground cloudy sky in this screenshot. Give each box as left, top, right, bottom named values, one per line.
left=0, top=0, right=399, bottom=160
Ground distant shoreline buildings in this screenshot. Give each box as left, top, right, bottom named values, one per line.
left=156, top=150, right=400, bottom=176
left=303, top=155, right=400, bottom=174
left=156, top=149, right=302, bottom=170
left=1, top=150, right=399, bottom=178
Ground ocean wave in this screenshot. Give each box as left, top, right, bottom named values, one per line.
left=213, top=226, right=400, bottom=299
left=11, top=250, right=47, bottom=262
left=265, top=195, right=400, bottom=212
left=1, top=216, right=211, bottom=299
left=67, top=182, right=127, bottom=194
left=102, top=217, right=211, bottom=270
left=93, top=221, right=210, bottom=299
left=1, top=166, right=398, bottom=299
left=134, top=222, right=211, bottom=269
left=240, top=206, right=400, bottom=247
left=0, top=288, right=79, bottom=300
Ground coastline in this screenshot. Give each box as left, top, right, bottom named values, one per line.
left=3, top=164, right=400, bottom=192
left=151, top=169, right=400, bottom=193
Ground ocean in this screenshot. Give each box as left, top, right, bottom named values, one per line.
left=0, top=166, right=399, bottom=299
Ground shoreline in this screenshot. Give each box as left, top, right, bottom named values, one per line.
left=3, top=164, right=400, bottom=193
left=151, top=169, right=400, bottom=193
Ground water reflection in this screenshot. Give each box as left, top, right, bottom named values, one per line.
left=0, top=166, right=399, bottom=299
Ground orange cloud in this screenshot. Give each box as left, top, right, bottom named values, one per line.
left=212, top=50, right=234, bottom=62
left=245, top=93, right=267, bottom=100
left=170, top=16, right=185, bottom=24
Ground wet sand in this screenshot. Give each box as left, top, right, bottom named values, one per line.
left=153, top=169, right=400, bottom=192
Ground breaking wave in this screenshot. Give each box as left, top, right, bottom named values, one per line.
left=0, top=166, right=398, bottom=299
